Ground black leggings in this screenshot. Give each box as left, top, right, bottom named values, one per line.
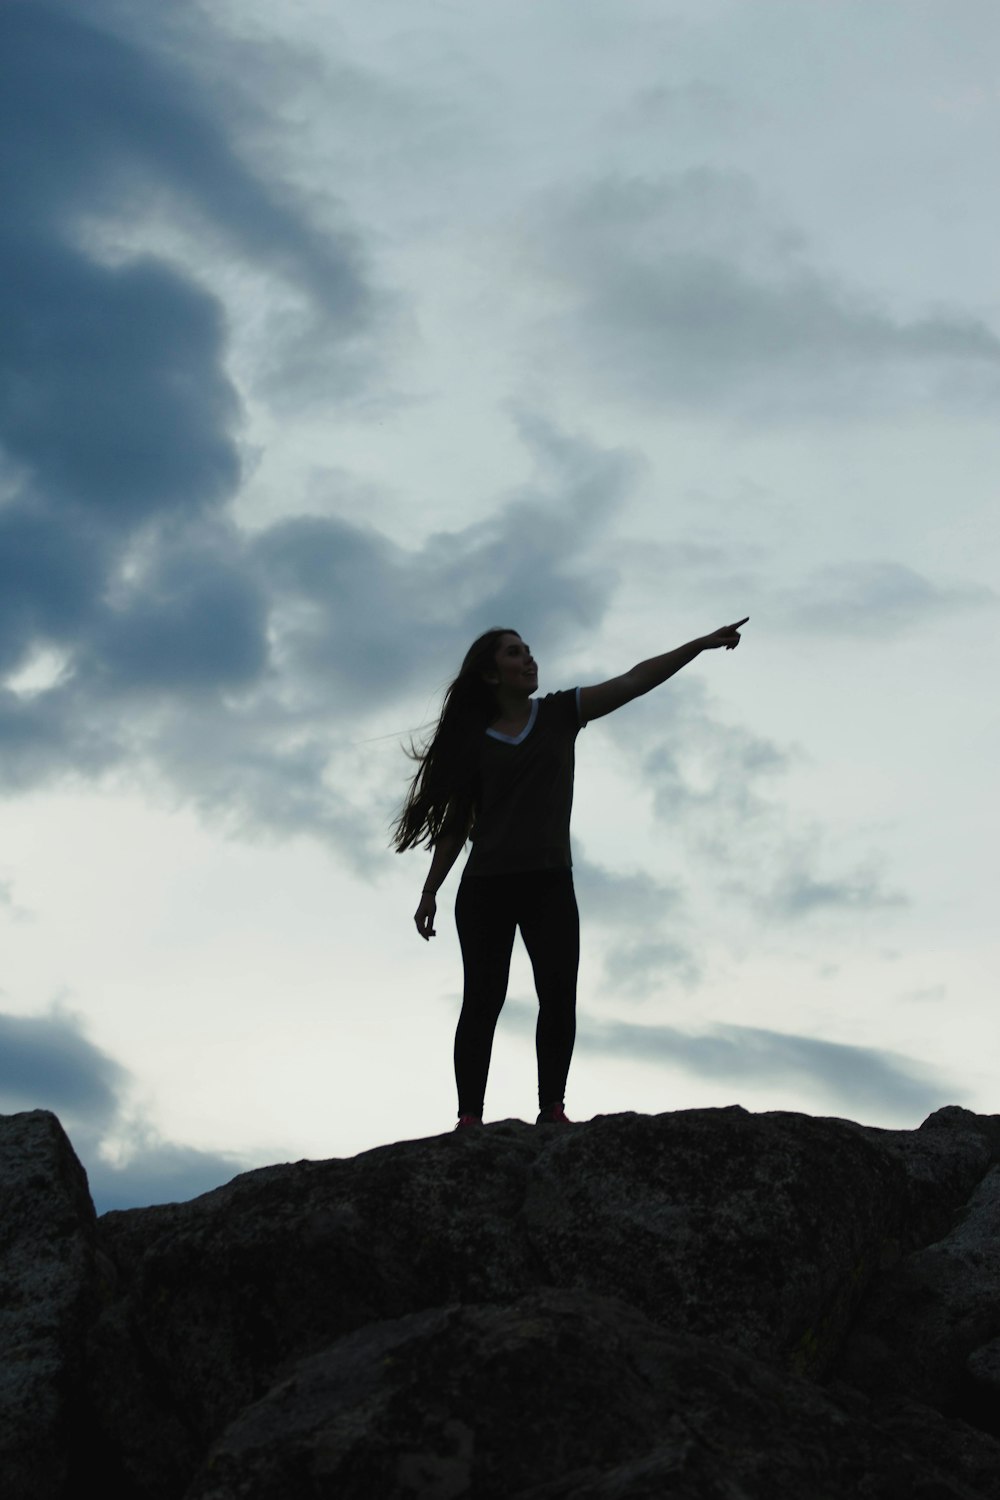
left=453, top=868, right=579, bottom=1118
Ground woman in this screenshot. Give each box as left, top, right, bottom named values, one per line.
left=390, top=619, right=748, bottom=1130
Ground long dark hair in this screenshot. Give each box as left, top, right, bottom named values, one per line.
left=389, top=626, right=519, bottom=853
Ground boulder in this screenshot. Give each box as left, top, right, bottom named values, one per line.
left=835, top=1162, right=1000, bottom=1432
left=3, top=1103, right=1000, bottom=1497
left=186, top=1290, right=994, bottom=1500
left=0, top=1111, right=99, bottom=1500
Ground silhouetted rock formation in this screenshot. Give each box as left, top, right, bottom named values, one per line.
left=3, top=1104, right=1000, bottom=1498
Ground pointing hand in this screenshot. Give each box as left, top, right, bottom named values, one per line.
left=703, top=617, right=749, bottom=651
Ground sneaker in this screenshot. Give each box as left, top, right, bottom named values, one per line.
left=455, top=1114, right=483, bottom=1130
left=536, top=1103, right=571, bottom=1125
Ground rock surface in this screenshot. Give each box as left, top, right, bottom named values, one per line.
left=0, top=1112, right=99, bottom=1497
left=3, top=1103, right=1000, bottom=1498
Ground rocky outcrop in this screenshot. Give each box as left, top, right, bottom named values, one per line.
left=3, top=1103, right=1000, bottom=1498
left=0, top=1112, right=99, bottom=1496
left=834, top=1160, right=1000, bottom=1429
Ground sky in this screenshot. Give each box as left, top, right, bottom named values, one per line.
left=1, top=0, right=997, bottom=1212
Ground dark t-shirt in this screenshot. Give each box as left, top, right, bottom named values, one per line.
left=461, top=687, right=586, bottom=880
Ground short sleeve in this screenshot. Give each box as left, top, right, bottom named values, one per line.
left=542, top=688, right=583, bottom=735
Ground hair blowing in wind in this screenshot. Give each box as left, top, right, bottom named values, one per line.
left=388, top=627, right=518, bottom=854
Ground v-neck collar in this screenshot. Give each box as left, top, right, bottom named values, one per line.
left=485, top=698, right=539, bottom=744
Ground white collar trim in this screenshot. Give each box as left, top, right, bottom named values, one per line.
left=485, top=698, right=539, bottom=744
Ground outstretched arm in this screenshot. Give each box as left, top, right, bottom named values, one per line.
left=580, top=618, right=748, bottom=724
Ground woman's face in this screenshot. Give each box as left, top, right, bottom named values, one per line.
left=488, top=633, right=538, bottom=694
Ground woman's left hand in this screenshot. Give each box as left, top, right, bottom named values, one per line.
left=702, top=617, right=749, bottom=651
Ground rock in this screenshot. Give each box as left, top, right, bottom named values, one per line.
left=89, top=1101, right=990, bottom=1463
left=87, top=1123, right=546, bottom=1468
left=520, top=1106, right=916, bottom=1373
left=186, top=1290, right=994, bottom=1500
left=4, top=1103, right=1000, bottom=1497
left=0, top=1111, right=99, bottom=1500
left=851, top=1104, right=1000, bottom=1246
left=834, top=1162, right=1000, bottom=1432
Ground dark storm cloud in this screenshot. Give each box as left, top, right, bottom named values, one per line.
left=0, top=681, right=121, bottom=792
left=1, top=244, right=240, bottom=524
left=0, top=502, right=106, bottom=674
left=0, top=1007, right=125, bottom=1129
left=775, top=560, right=996, bottom=637
left=0, top=2, right=636, bottom=868
left=0, top=2, right=392, bottom=830
left=88, top=533, right=270, bottom=694
left=0, top=3, right=250, bottom=701
left=0, top=1005, right=243, bottom=1212
left=1, top=2, right=373, bottom=328
left=0, top=0, right=382, bottom=541
left=576, top=1017, right=956, bottom=1121
left=529, top=169, right=1000, bottom=416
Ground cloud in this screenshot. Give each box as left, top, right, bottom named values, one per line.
left=0, top=0, right=386, bottom=588
left=1, top=247, right=241, bottom=525
left=0, top=1004, right=244, bottom=1213
left=600, top=936, right=702, bottom=997
left=615, top=80, right=756, bottom=142
left=575, top=1016, right=958, bottom=1122
left=527, top=169, right=1000, bottom=418
left=569, top=849, right=700, bottom=996
left=766, top=858, right=908, bottom=919
left=0, top=2, right=651, bottom=872
left=2, top=3, right=375, bottom=329
left=0, top=1006, right=125, bottom=1130
left=498, top=996, right=954, bottom=1120
left=252, top=411, right=635, bottom=716
left=150, top=703, right=378, bottom=876
left=0, top=1, right=399, bottom=857
left=87, top=532, right=270, bottom=695
left=603, top=677, right=909, bottom=954
left=898, top=984, right=948, bottom=1005
left=641, top=685, right=792, bottom=830
left=0, top=679, right=122, bottom=792
left=85, top=1131, right=247, bottom=1215
left=775, top=560, right=997, bottom=638
left=573, top=848, right=685, bottom=929
left=0, top=878, right=31, bottom=924
left=0, top=409, right=637, bottom=874
left=145, top=416, right=635, bottom=868
left=1, top=3, right=657, bottom=881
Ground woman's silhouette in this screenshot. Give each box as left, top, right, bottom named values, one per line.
left=390, top=620, right=747, bottom=1129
